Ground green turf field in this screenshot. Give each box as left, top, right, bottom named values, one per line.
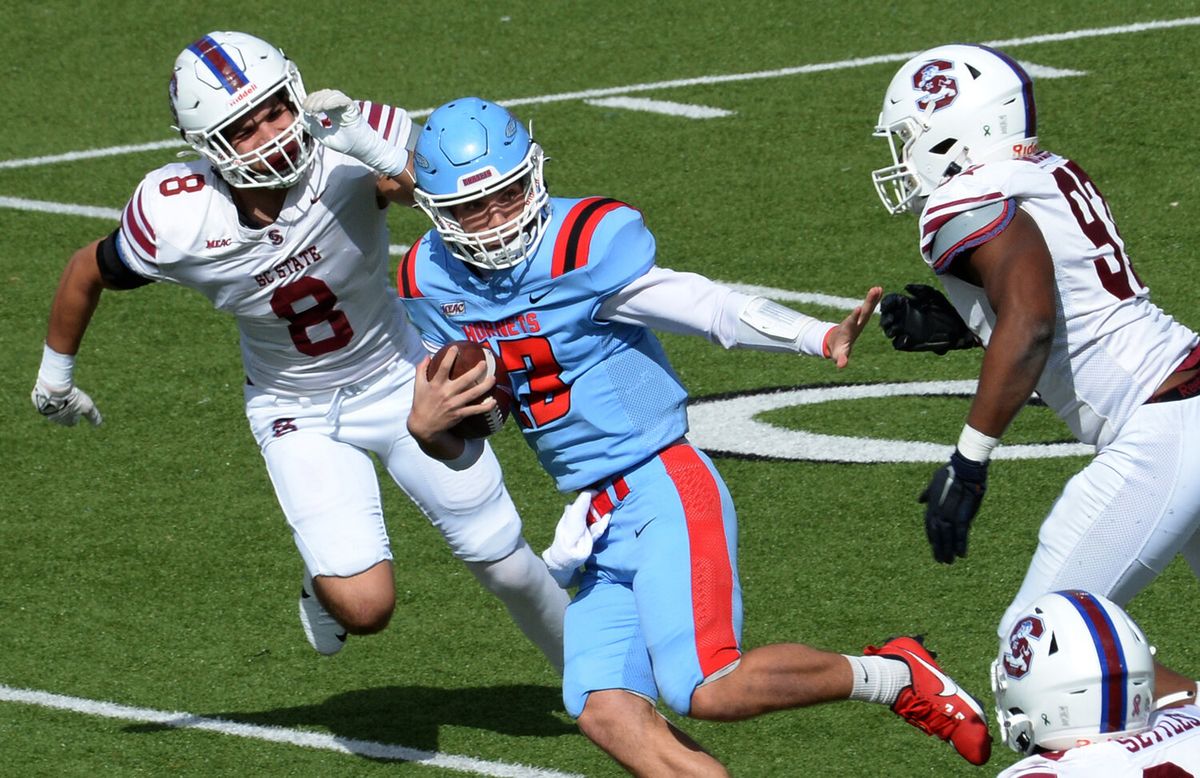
left=4, top=2, right=1199, bottom=775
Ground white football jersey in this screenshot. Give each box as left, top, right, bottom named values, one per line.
left=997, top=705, right=1200, bottom=777
left=919, top=152, right=1198, bottom=448
left=116, top=139, right=422, bottom=395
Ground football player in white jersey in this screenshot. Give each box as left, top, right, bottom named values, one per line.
left=872, top=43, right=1200, bottom=704
left=30, top=31, right=567, bottom=667
left=992, top=590, right=1200, bottom=777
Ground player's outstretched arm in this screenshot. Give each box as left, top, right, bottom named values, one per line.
left=825, top=286, right=883, bottom=368
left=32, top=239, right=111, bottom=427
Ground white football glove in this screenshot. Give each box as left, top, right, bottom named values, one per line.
left=31, top=380, right=102, bottom=427
left=541, top=489, right=611, bottom=589
left=301, top=89, right=410, bottom=177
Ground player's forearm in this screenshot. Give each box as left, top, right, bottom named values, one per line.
left=966, top=313, right=1053, bottom=438
left=45, top=242, right=107, bottom=355
left=600, top=267, right=832, bottom=356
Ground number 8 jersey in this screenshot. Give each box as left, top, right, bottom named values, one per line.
left=919, top=151, right=1199, bottom=449
left=114, top=143, right=419, bottom=395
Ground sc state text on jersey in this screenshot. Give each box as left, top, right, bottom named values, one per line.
left=252, top=244, right=324, bottom=287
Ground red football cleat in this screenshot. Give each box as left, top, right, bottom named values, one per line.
left=864, top=636, right=992, bottom=766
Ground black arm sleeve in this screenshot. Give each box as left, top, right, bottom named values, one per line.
left=96, top=228, right=155, bottom=289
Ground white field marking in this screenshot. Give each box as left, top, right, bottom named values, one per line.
left=1019, top=62, right=1087, bottom=79
left=0, top=684, right=583, bottom=778
left=721, top=282, right=862, bottom=310
left=2, top=15, right=1196, bottom=174
left=0, top=195, right=120, bottom=221
left=687, top=381, right=1094, bottom=463
left=584, top=97, right=734, bottom=119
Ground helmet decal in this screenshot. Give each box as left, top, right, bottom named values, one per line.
left=186, top=35, right=250, bottom=94
left=913, top=59, right=958, bottom=113
left=1001, top=614, right=1045, bottom=680
left=1061, top=590, right=1129, bottom=735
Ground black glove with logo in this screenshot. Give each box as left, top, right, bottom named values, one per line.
left=919, top=450, right=988, bottom=564
left=880, top=284, right=977, bottom=355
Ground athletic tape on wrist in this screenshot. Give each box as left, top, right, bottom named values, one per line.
left=38, top=343, right=76, bottom=388
left=957, top=424, right=999, bottom=463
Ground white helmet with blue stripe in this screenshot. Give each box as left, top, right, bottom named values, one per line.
left=872, top=43, right=1040, bottom=214
left=169, top=31, right=313, bottom=189
left=412, top=97, right=550, bottom=270
left=991, top=590, right=1155, bottom=754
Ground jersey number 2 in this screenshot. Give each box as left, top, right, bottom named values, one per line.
left=495, top=337, right=571, bottom=428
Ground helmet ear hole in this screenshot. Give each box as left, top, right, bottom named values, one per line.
left=929, top=138, right=957, bottom=155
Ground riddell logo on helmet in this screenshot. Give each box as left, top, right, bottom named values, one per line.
left=462, top=169, right=494, bottom=186
left=1001, top=615, right=1045, bottom=679
left=1011, top=141, right=1039, bottom=157
left=226, top=82, right=260, bottom=108
left=913, top=59, right=958, bottom=112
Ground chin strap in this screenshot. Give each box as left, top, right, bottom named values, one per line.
left=1155, top=689, right=1198, bottom=710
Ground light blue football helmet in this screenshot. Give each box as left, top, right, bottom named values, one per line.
left=412, top=97, right=550, bottom=270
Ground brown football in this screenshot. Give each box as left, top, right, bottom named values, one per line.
left=426, top=340, right=513, bottom=439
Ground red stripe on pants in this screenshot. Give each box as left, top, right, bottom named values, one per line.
left=660, top=445, right=739, bottom=677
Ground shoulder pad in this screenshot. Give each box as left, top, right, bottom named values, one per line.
left=928, top=199, right=1016, bottom=272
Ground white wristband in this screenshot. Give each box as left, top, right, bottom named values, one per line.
left=957, top=424, right=1000, bottom=463
left=38, top=343, right=76, bottom=389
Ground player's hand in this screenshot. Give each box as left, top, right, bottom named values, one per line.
left=919, top=450, right=987, bottom=564
left=31, top=380, right=102, bottom=427
left=541, top=490, right=609, bottom=588
left=301, top=89, right=410, bottom=177
left=826, top=286, right=883, bottom=368
left=408, top=351, right=495, bottom=443
left=880, top=283, right=977, bottom=355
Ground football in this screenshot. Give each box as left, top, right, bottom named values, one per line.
left=426, top=340, right=513, bottom=439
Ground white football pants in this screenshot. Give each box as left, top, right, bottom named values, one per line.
left=999, top=394, right=1200, bottom=638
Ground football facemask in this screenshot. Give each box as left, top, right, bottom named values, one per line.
left=169, top=31, right=314, bottom=189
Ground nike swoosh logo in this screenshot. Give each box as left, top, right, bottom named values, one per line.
left=634, top=518, right=655, bottom=538
left=309, top=187, right=328, bottom=204
left=528, top=289, right=551, bottom=304
left=907, top=650, right=959, bottom=697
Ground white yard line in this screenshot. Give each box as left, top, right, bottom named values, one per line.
left=1, top=15, right=1195, bottom=174
left=584, top=96, right=735, bottom=118
left=0, top=684, right=583, bottom=778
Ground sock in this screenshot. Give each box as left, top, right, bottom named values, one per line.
left=465, top=539, right=570, bottom=674
left=844, top=654, right=912, bottom=705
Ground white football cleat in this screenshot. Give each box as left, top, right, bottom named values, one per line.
left=299, top=571, right=348, bottom=656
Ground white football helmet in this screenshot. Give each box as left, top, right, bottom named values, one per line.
left=169, top=32, right=313, bottom=189
left=992, top=590, right=1155, bottom=755
left=872, top=43, right=1040, bottom=214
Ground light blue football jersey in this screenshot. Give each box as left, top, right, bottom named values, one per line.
left=399, top=197, right=689, bottom=491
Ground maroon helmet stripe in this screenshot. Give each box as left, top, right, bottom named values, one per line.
left=188, top=35, right=249, bottom=94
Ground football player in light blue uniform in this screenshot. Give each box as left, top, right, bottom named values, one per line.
left=400, top=97, right=993, bottom=772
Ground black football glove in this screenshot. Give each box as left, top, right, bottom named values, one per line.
left=919, top=450, right=988, bottom=564
left=880, top=284, right=977, bottom=355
